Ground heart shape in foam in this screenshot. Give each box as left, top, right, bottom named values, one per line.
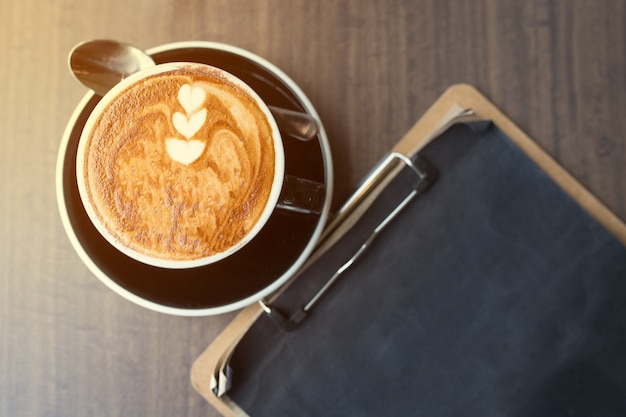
left=173, top=109, right=207, bottom=139
left=178, top=84, right=206, bottom=115
left=165, top=138, right=206, bottom=165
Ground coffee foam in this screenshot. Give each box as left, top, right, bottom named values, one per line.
left=82, top=67, right=276, bottom=262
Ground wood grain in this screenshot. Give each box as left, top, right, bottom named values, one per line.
left=1, top=1, right=624, bottom=416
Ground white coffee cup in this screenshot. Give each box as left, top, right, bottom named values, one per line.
left=76, top=62, right=323, bottom=269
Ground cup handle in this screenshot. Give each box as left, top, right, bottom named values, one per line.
left=277, top=175, right=326, bottom=215
left=269, top=106, right=319, bottom=142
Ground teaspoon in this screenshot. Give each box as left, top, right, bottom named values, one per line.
left=68, top=39, right=318, bottom=141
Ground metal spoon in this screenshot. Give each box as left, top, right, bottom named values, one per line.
left=69, top=39, right=318, bottom=141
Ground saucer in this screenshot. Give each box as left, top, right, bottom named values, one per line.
left=56, top=41, right=333, bottom=316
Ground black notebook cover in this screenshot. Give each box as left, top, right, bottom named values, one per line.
left=225, top=122, right=626, bottom=416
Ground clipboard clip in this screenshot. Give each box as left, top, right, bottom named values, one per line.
left=260, top=152, right=437, bottom=330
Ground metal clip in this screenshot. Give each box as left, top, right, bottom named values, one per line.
left=261, top=153, right=436, bottom=330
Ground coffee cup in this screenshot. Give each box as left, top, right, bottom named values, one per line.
left=76, top=62, right=325, bottom=269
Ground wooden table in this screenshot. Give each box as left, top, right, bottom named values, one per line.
left=1, top=1, right=624, bottom=416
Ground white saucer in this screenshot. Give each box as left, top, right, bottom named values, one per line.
left=56, top=41, right=333, bottom=316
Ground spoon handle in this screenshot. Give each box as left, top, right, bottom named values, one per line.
left=269, top=106, right=319, bottom=142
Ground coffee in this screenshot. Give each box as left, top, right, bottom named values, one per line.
left=77, top=63, right=281, bottom=265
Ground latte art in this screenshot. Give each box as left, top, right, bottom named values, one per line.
left=79, top=65, right=278, bottom=263
left=166, top=83, right=208, bottom=164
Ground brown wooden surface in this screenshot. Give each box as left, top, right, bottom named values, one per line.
left=1, top=1, right=625, bottom=416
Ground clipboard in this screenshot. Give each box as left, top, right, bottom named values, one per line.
left=190, top=84, right=626, bottom=417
